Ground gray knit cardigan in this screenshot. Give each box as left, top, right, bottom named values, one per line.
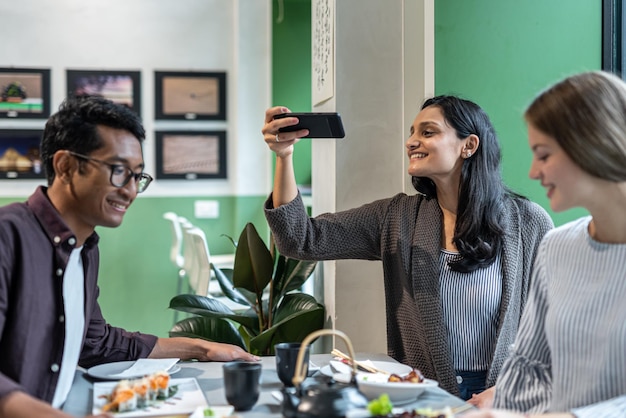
left=264, top=192, right=553, bottom=396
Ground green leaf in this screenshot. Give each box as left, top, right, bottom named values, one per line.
left=232, top=223, right=273, bottom=296
left=169, top=294, right=259, bottom=331
left=273, top=258, right=317, bottom=304
left=272, top=293, right=324, bottom=324
left=249, top=298, right=325, bottom=355
left=169, top=317, right=246, bottom=349
left=210, top=264, right=254, bottom=307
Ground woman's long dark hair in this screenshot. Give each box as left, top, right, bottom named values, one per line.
left=412, top=95, right=521, bottom=272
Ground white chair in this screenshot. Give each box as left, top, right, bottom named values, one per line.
left=186, top=227, right=212, bottom=297
left=179, top=219, right=199, bottom=294
left=163, top=212, right=187, bottom=324
left=163, top=212, right=185, bottom=273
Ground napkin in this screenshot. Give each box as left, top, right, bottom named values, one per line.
left=109, top=358, right=180, bottom=378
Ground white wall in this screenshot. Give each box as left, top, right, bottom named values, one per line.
left=0, top=0, right=271, bottom=197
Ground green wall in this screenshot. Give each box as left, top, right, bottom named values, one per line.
left=95, top=195, right=268, bottom=336
left=434, top=0, right=600, bottom=226
left=272, top=0, right=312, bottom=186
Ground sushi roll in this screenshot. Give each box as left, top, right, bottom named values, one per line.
left=133, top=377, right=151, bottom=408
left=102, top=380, right=137, bottom=413
left=151, top=370, right=171, bottom=399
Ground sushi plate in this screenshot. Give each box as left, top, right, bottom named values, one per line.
left=92, top=377, right=207, bottom=417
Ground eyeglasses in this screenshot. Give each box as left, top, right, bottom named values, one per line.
left=68, top=151, right=153, bottom=193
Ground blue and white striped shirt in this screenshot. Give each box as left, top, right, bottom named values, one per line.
left=439, top=250, right=502, bottom=372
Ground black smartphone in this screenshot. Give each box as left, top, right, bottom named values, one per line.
left=274, top=112, right=345, bottom=138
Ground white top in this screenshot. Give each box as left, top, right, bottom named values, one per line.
left=439, top=250, right=502, bottom=371
left=52, top=247, right=85, bottom=408
left=493, top=217, right=626, bottom=415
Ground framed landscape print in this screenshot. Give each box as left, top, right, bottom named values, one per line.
left=154, top=71, right=226, bottom=120
left=0, top=68, right=51, bottom=119
left=0, top=129, right=45, bottom=179
left=66, top=69, right=141, bottom=115
left=155, top=130, right=227, bottom=180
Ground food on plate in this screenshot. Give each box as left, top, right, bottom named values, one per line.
left=100, top=370, right=178, bottom=413
left=132, top=377, right=150, bottom=408
left=366, top=394, right=454, bottom=418
left=102, top=380, right=136, bottom=412
left=370, top=407, right=454, bottom=418
left=150, top=370, right=171, bottom=398
left=367, top=393, right=393, bottom=416
left=388, top=369, right=424, bottom=383
left=410, top=407, right=453, bottom=418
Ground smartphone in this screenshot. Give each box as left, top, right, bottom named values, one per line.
left=274, top=112, right=345, bottom=138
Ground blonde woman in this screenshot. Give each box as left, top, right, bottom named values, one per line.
left=467, top=72, right=626, bottom=418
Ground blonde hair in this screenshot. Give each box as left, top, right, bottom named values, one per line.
left=525, top=71, right=626, bottom=181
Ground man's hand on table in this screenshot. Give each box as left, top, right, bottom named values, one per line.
left=150, top=337, right=260, bottom=362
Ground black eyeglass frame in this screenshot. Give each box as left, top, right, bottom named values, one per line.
left=68, top=151, right=153, bottom=193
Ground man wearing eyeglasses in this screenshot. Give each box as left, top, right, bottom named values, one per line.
left=0, top=96, right=258, bottom=418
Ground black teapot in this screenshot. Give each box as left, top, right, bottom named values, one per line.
left=281, top=329, right=369, bottom=418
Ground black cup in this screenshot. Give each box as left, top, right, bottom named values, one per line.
left=223, top=361, right=262, bottom=411
left=275, top=342, right=310, bottom=387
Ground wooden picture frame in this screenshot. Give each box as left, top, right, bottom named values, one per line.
left=155, top=130, right=227, bottom=180
left=0, top=67, right=51, bottom=119
left=66, top=69, right=141, bottom=115
left=0, top=129, right=45, bottom=179
left=154, top=71, right=226, bottom=120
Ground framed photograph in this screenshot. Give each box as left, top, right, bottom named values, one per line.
left=155, top=131, right=227, bottom=180
left=0, top=129, right=45, bottom=179
left=154, top=71, right=226, bottom=120
left=0, top=68, right=51, bottom=119
left=66, top=70, right=141, bottom=115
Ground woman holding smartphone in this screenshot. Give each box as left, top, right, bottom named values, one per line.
left=261, top=96, right=553, bottom=403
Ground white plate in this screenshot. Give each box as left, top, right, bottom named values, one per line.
left=92, top=377, right=207, bottom=417
left=319, top=360, right=412, bottom=378
left=86, top=360, right=181, bottom=380
left=356, top=373, right=439, bottom=404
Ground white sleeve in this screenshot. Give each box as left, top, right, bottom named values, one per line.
left=493, top=249, right=552, bottom=413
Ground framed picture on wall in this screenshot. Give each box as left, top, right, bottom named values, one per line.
left=0, top=129, right=45, bottom=179
left=154, top=71, right=226, bottom=120
left=155, top=130, right=227, bottom=180
left=0, top=67, right=51, bottom=119
left=66, top=69, right=141, bottom=115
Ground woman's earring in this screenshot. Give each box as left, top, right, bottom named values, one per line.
left=465, top=152, right=472, bottom=158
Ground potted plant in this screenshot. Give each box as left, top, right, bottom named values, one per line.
left=168, top=222, right=325, bottom=356
left=1, top=81, right=27, bottom=102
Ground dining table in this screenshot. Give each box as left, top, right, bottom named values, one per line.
left=62, top=352, right=470, bottom=417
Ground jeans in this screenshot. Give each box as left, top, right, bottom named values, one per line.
left=456, top=370, right=487, bottom=401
